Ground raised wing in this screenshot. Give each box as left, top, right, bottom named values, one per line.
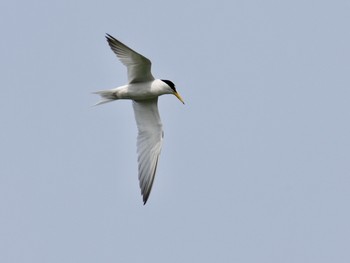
left=106, top=34, right=154, bottom=83
left=132, top=99, right=163, bottom=204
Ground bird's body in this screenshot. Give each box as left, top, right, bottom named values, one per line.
left=95, top=79, right=175, bottom=104
left=95, top=34, right=184, bottom=204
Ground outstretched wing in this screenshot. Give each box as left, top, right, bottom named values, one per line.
left=106, top=34, right=154, bottom=84
left=132, top=99, right=163, bottom=204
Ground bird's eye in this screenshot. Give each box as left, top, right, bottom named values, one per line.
left=161, top=79, right=176, bottom=92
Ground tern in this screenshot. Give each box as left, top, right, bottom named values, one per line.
left=94, top=34, right=184, bottom=204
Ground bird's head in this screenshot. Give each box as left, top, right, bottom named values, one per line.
left=161, top=79, right=185, bottom=104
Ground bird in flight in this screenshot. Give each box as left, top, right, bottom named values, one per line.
left=94, top=34, right=184, bottom=204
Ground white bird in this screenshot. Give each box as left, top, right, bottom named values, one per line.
left=94, top=34, right=184, bottom=204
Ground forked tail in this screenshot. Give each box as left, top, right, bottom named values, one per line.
left=93, top=90, right=116, bottom=106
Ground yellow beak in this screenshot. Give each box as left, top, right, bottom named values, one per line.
left=174, top=92, right=185, bottom=104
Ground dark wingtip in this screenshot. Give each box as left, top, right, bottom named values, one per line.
left=105, top=34, right=118, bottom=50
left=105, top=33, right=115, bottom=42
left=143, top=193, right=150, bottom=205
left=143, top=197, right=148, bottom=205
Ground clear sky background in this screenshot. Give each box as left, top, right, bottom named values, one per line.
left=1, top=0, right=349, bottom=262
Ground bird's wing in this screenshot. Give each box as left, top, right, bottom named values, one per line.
left=132, top=99, right=163, bottom=204
left=106, top=34, right=155, bottom=84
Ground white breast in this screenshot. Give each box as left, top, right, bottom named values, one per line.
left=116, top=80, right=171, bottom=101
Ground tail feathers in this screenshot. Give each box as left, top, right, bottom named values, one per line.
left=93, top=90, right=116, bottom=106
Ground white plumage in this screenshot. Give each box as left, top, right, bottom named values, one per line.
left=95, top=34, right=184, bottom=204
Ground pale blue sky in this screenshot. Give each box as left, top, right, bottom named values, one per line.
left=1, top=0, right=350, bottom=262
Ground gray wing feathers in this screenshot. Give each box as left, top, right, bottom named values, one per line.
left=106, top=34, right=154, bottom=83
left=132, top=99, right=163, bottom=204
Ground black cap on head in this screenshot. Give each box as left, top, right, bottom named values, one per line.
left=161, top=79, right=176, bottom=92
